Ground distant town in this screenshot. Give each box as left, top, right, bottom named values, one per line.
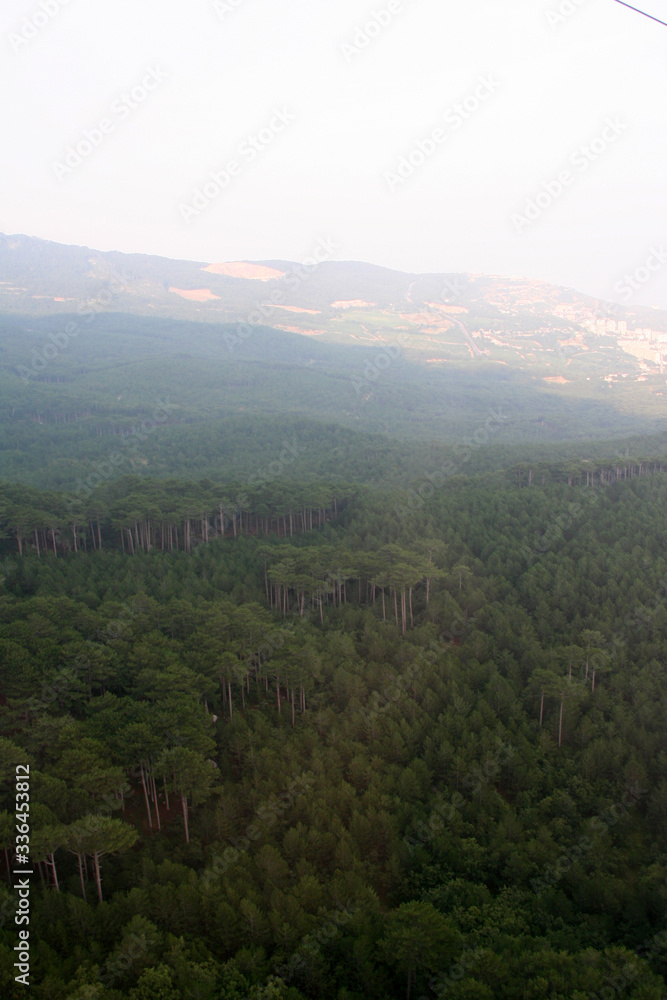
left=464, top=280, right=667, bottom=375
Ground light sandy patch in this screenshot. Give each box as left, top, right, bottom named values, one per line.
left=272, top=305, right=321, bottom=314
left=275, top=325, right=325, bottom=336
left=398, top=312, right=444, bottom=326
left=204, top=262, right=285, bottom=280
left=331, top=300, right=377, bottom=309
left=543, top=376, right=571, bottom=384
left=169, top=287, right=220, bottom=302
left=426, top=302, right=469, bottom=314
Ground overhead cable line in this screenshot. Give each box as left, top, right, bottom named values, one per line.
left=612, top=0, right=667, bottom=28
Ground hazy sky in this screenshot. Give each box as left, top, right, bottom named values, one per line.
left=2, top=0, right=667, bottom=307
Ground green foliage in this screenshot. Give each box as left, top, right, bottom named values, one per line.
left=1, top=442, right=667, bottom=997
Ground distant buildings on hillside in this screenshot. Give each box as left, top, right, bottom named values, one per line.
left=572, top=314, right=667, bottom=370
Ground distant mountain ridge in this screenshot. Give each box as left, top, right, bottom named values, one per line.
left=0, top=232, right=631, bottom=320
left=2, top=233, right=667, bottom=380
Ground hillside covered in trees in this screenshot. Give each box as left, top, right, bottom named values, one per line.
left=1, top=446, right=667, bottom=998
left=4, top=0, right=667, bottom=987
left=1, top=241, right=667, bottom=1000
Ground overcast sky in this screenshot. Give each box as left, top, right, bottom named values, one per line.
left=2, top=0, right=667, bottom=307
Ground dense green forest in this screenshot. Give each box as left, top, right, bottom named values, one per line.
left=2, top=454, right=667, bottom=998
left=1, top=457, right=663, bottom=559
left=3, top=310, right=667, bottom=492
left=1, top=276, right=667, bottom=998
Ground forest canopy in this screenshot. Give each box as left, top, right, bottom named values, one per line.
left=1, top=446, right=667, bottom=998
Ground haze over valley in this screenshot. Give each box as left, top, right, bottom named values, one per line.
left=2, top=2, right=667, bottom=998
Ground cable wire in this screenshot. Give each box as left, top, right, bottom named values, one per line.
left=613, top=0, right=667, bottom=27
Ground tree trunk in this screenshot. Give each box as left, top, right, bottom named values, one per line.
left=181, top=794, right=190, bottom=843
left=76, top=853, right=87, bottom=901
left=539, top=690, right=544, bottom=728
left=558, top=693, right=564, bottom=748
left=152, top=774, right=161, bottom=830
left=140, top=762, right=153, bottom=828
left=48, top=852, right=59, bottom=892
left=93, top=851, right=103, bottom=903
